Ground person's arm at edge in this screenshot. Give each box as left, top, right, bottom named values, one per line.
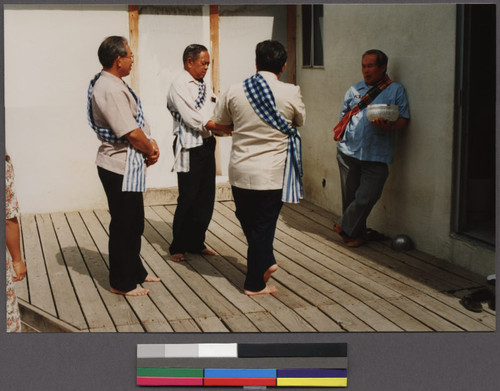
left=6, top=217, right=26, bottom=281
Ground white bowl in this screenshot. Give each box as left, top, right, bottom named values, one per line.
left=366, top=104, right=399, bottom=122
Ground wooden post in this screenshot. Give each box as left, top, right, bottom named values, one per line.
left=210, top=5, right=221, bottom=96
left=128, top=5, right=139, bottom=92
left=286, top=5, right=297, bottom=84
left=210, top=5, right=222, bottom=175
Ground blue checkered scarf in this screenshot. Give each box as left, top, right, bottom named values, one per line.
left=87, top=72, right=148, bottom=192
left=243, top=73, right=304, bottom=203
left=169, top=80, right=207, bottom=172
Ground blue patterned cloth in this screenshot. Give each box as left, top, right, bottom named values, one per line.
left=87, top=72, right=148, bottom=192
left=169, top=80, right=207, bottom=172
left=194, top=80, right=206, bottom=109
left=243, top=73, right=304, bottom=203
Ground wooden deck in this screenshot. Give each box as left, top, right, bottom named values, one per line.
left=16, top=200, right=495, bottom=333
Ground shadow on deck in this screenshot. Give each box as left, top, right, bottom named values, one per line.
left=16, top=200, right=495, bottom=333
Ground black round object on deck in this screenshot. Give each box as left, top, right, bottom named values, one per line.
left=391, top=234, right=414, bottom=251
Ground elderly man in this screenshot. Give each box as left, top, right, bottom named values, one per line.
left=87, top=36, right=160, bottom=296
left=214, top=40, right=306, bottom=295
left=167, top=44, right=232, bottom=262
left=333, top=49, right=410, bottom=247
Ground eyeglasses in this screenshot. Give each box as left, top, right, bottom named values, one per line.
left=121, top=53, right=134, bottom=59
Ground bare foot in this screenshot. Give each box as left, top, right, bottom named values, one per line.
left=264, top=264, right=279, bottom=283
left=144, top=275, right=161, bottom=282
left=110, top=286, right=149, bottom=296
left=171, top=253, right=185, bottom=262
left=201, top=248, right=217, bottom=256
left=244, top=285, right=278, bottom=296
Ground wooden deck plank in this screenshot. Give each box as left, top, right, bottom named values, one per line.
left=17, top=199, right=494, bottom=333
left=385, top=296, right=463, bottom=331
left=67, top=211, right=144, bottom=332
left=141, top=217, right=230, bottom=331
left=15, top=218, right=29, bottom=301
left=209, top=206, right=367, bottom=331
left=214, top=202, right=403, bottom=332
left=191, top=222, right=317, bottom=332
left=270, top=217, right=457, bottom=331
left=36, top=213, right=87, bottom=330
left=222, top=201, right=494, bottom=332
left=146, top=206, right=283, bottom=332
left=81, top=209, right=171, bottom=331
left=157, top=204, right=339, bottom=332
left=245, top=311, right=288, bottom=332
left=199, top=239, right=319, bottom=332
left=404, top=293, right=491, bottom=332
left=295, top=200, right=486, bottom=285
left=202, top=207, right=346, bottom=331
left=276, top=205, right=492, bottom=330
left=318, top=304, right=374, bottom=332
left=18, top=214, right=56, bottom=315
left=220, top=314, right=260, bottom=332
left=425, top=293, right=496, bottom=330
left=51, top=212, right=116, bottom=332
left=364, top=297, right=432, bottom=332
left=78, top=210, right=144, bottom=332
left=289, top=206, right=493, bottom=330
left=282, top=205, right=461, bottom=292
left=93, top=209, right=179, bottom=333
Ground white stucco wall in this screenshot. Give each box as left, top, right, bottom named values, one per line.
left=4, top=5, right=130, bottom=213
left=297, top=4, right=494, bottom=274
left=137, top=5, right=212, bottom=188
left=4, top=5, right=287, bottom=213
left=218, top=5, right=288, bottom=176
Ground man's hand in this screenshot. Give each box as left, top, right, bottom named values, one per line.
left=371, top=118, right=393, bottom=130
left=371, top=117, right=409, bottom=131
left=205, top=120, right=233, bottom=136
left=146, top=139, right=160, bottom=166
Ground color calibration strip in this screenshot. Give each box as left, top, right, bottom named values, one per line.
left=137, top=343, right=347, bottom=388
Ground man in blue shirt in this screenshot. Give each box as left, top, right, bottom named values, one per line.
left=334, top=49, right=410, bottom=247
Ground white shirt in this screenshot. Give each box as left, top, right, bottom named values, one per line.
left=214, top=71, right=306, bottom=190
left=167, top=70, right=217, bottom=172
left=167, top=69, right=216, bottom=138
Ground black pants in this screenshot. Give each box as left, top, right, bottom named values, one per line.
left=98, top=167, right=148, bottom=292
left=232, top=186, right=283, bottom=292
left=170, top=136, right=216, bottom=255
left=336, top=150, right=389, bottom=238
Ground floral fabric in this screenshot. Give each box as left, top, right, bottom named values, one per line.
left=6, top=159, right=21, bottom=332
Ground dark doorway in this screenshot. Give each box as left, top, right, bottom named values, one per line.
left=454, top=4, right=496, bottom=246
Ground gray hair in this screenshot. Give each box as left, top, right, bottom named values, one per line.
left=183, top=44, right=208, bottom=64
left=98, top=36, right=128, bottom=68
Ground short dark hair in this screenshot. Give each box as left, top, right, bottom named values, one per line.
left=183, top=44, right=208, bottom=64
left=98, top=36, right=128, bottom=68
left=255, top=40, right=287, bottom=75
left=362, top=49, right=388, bottom=69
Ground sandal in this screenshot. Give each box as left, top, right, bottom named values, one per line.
left=459, top=296, right=483, bottom=313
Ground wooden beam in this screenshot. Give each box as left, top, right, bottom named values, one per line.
left=210, top=5, right=221, bottom=96
left=128, top=5, right=139, bottom=92
left=210, top=5, right=223, bottom=176
left=286, top=5, right=297, bottom=84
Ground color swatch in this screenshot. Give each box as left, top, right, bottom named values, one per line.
left=137, top=343, right=348, bottom=388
